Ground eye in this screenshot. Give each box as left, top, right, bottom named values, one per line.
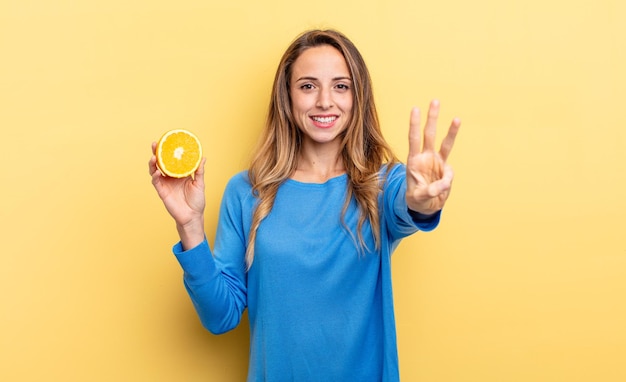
left=300, top=83, right=314, bottom=90
left=335, top=83, right=350, bottom=91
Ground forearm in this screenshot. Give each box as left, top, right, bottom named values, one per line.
left=174, top=240, right=247, bottom=334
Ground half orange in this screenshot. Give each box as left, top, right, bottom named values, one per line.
left=156, top=129, right=203, bottom=178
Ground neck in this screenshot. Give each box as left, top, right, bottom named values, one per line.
left=292, top=143, right=345, bottom=183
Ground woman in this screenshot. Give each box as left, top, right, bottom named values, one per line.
left=149, top=29, right=460, bottom=381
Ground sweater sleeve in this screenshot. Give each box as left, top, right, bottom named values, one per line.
left=172, top=173, right=250, bottom=334
left=381, top=163, right=441, bottom=242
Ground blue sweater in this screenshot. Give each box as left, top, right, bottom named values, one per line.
left=173, top=164, right=440, bottom=381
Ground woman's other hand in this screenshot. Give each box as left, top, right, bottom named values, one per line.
left=405, top=100, right=461, bottom=215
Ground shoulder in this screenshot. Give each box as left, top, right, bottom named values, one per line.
left=226, top=170, right=252, bottom=190
left=222, top=171, right=254, bottom=202
left=219, top=171, right=256, bottom=216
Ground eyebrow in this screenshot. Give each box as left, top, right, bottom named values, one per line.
left=294, top=76, right=352, bottom=82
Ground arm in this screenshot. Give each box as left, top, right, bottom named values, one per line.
left=175, top=174, right=250, bottom=334
left=174, top=237, right=247, bottom=335
left=149, top=144, right=247, bottom=334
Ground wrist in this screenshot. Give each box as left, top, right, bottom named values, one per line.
left=176, top=218, right=205, bottom=251
left=406, top=200, right=438, bottom=216
left=408, top=208, right=439, bottom=220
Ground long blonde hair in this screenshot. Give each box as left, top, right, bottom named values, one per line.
left=246, top=29, right=397, bottom=268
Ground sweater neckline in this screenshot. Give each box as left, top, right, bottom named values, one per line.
left=285, top=173, right=348, bottom=187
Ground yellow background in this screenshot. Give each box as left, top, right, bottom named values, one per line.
left=1, top=0, right=625, bottom=381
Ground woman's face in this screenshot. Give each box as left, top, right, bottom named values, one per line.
left=289, top=45, right=353, bottom=150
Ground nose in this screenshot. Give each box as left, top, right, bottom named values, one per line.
left=316, top=88, right=333, bottom=110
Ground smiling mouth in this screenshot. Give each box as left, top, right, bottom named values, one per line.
left=311, top=116, right=338, bottom=124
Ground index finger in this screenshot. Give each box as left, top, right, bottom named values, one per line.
left=408, top=107, right=422, bottom=158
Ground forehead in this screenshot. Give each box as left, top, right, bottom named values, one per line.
left=291, top=45, right=350, bottom=79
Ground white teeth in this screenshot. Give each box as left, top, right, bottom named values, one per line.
left=312, top=116, right=337, bottom=123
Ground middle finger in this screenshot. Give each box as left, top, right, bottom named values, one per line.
left=422, top=99, right=440, bottom=152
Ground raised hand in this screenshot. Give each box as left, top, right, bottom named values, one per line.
left=406, top=100, right=461, bottom=215
left=149, top=142, right=206, bottom=249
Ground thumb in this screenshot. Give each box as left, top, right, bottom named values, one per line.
left=426, top=165, right=454, bottom=197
